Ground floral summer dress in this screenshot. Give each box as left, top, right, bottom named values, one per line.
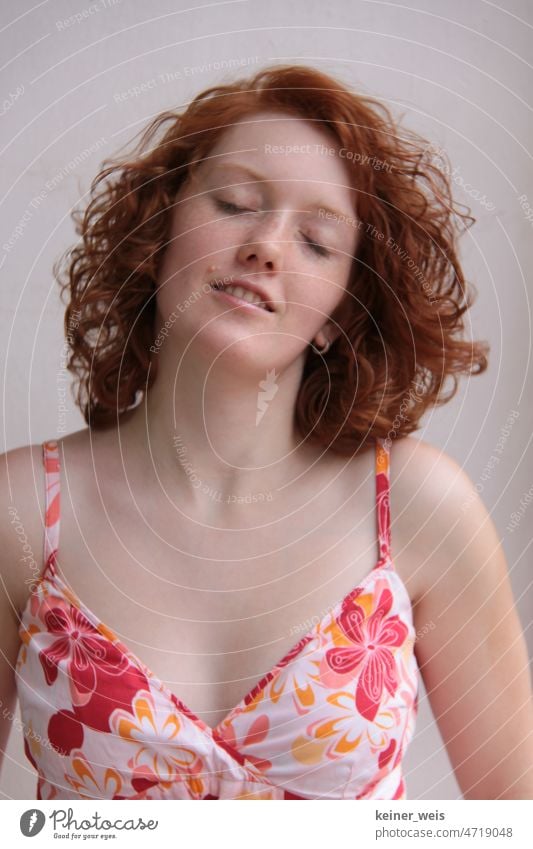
left=15, top=437, right=419, bottom=799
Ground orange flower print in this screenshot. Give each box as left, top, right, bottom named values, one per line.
left=306, top=691, right=364, bottom=758
left=325, top=587, right=408, bottom=721
left=261, top=635, right=322, bottom=715
left=110, top=690, right=207, bottom=797
left=64, top=750, right=123, bottom=799
left=242, top=633, right=316, bottom=710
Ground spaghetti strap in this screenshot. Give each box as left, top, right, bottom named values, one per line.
left=375, top=436, right=391, bottom=562
left=42, top=440, right=60, bottom=574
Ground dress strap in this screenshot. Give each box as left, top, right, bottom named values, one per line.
left=42, top=440, right=60, bottom=574
left=375, top=437, right=391, bottom=562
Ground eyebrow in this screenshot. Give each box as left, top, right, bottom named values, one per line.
left=204, top=160, right=357, bottom=228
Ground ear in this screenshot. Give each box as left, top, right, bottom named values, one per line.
left=326, top=324, right=342, bottom=344
left=317, top=321, right=342, bottom=347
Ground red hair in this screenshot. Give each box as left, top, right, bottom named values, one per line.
left=55, top=63, right=489, bottom=454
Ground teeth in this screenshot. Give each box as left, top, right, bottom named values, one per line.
left=225, top=284, right=265, bottom=307
left=213, top=282, right=270, bottom=311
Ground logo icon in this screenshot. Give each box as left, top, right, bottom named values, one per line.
left=20, top=809, right=45, bottom=837
left=256, top=368, right=279, bottom=425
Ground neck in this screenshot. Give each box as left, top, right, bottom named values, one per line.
left=117, top=334, right=320, bottom=517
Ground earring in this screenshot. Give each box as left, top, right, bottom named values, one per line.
left=312, top=338, right=331, bottom=355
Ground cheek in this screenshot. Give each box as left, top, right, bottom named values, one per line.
left=158, top=210, right=211, bottom=286
left=167, top=204, right=236, bottom=270
left=281, top=300, right=331, bottom=347
left=288, top=278, right=348, bottom=325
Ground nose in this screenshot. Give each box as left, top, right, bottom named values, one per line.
left=236, top=213, right=285, bottom=272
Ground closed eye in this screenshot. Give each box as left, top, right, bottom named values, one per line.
left=215, top=199, right=252, bottom=214
left=303, top=236, right=331, bottom=258
left=216, top=199, right=332, bottom=258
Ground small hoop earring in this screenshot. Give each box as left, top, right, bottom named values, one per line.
left=312, top=339, right=331, bottom=355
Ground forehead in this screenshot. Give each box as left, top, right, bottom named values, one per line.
left=209, top=109, right=337, bottom=147
left=200, top=109, right=355, bottom=191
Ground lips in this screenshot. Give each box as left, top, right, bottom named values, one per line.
left=210, top=277, right=276, bottom=312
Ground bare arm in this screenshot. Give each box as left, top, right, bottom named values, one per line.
left=0, top=446, right=44, bottom=774
left=394, top=438, right=533, bottom=799
left=0, top=593, right=22, bottom=775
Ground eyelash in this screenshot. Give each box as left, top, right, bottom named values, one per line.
left=215, top=199, right=331, bottom=258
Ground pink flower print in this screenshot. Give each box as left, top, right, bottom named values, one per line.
left=38, top=600, right=131, bottom=707
left=325, top=587, right=408, bottom=721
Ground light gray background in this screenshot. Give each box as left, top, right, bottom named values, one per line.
left=1, top=0, right=532, bottom=800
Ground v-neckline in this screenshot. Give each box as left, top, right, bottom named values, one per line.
left=25, top=553, right=395, bottom=738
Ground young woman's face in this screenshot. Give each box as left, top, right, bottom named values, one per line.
left=155, top=109, right=360, bottom=365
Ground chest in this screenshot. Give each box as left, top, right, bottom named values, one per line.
left=46, top=466, right=400, bottom=730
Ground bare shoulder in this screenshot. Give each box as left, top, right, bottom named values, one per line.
left=0, top=441, right=48, bottom=618
left=388, top=435, right=493, bottom=603
left=0, top=428, right=100, bottom=616
left=388, top=436, right=533, bottom=798
left=388, top=433, right=468, bottom=506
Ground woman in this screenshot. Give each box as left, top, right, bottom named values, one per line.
left=1, top=64, right=532, bottom=801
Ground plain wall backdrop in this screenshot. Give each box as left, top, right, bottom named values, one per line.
left=1, top=0, right=532, bottom=800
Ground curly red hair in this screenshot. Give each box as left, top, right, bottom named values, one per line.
left=54, top=63, right=489, bottom=455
